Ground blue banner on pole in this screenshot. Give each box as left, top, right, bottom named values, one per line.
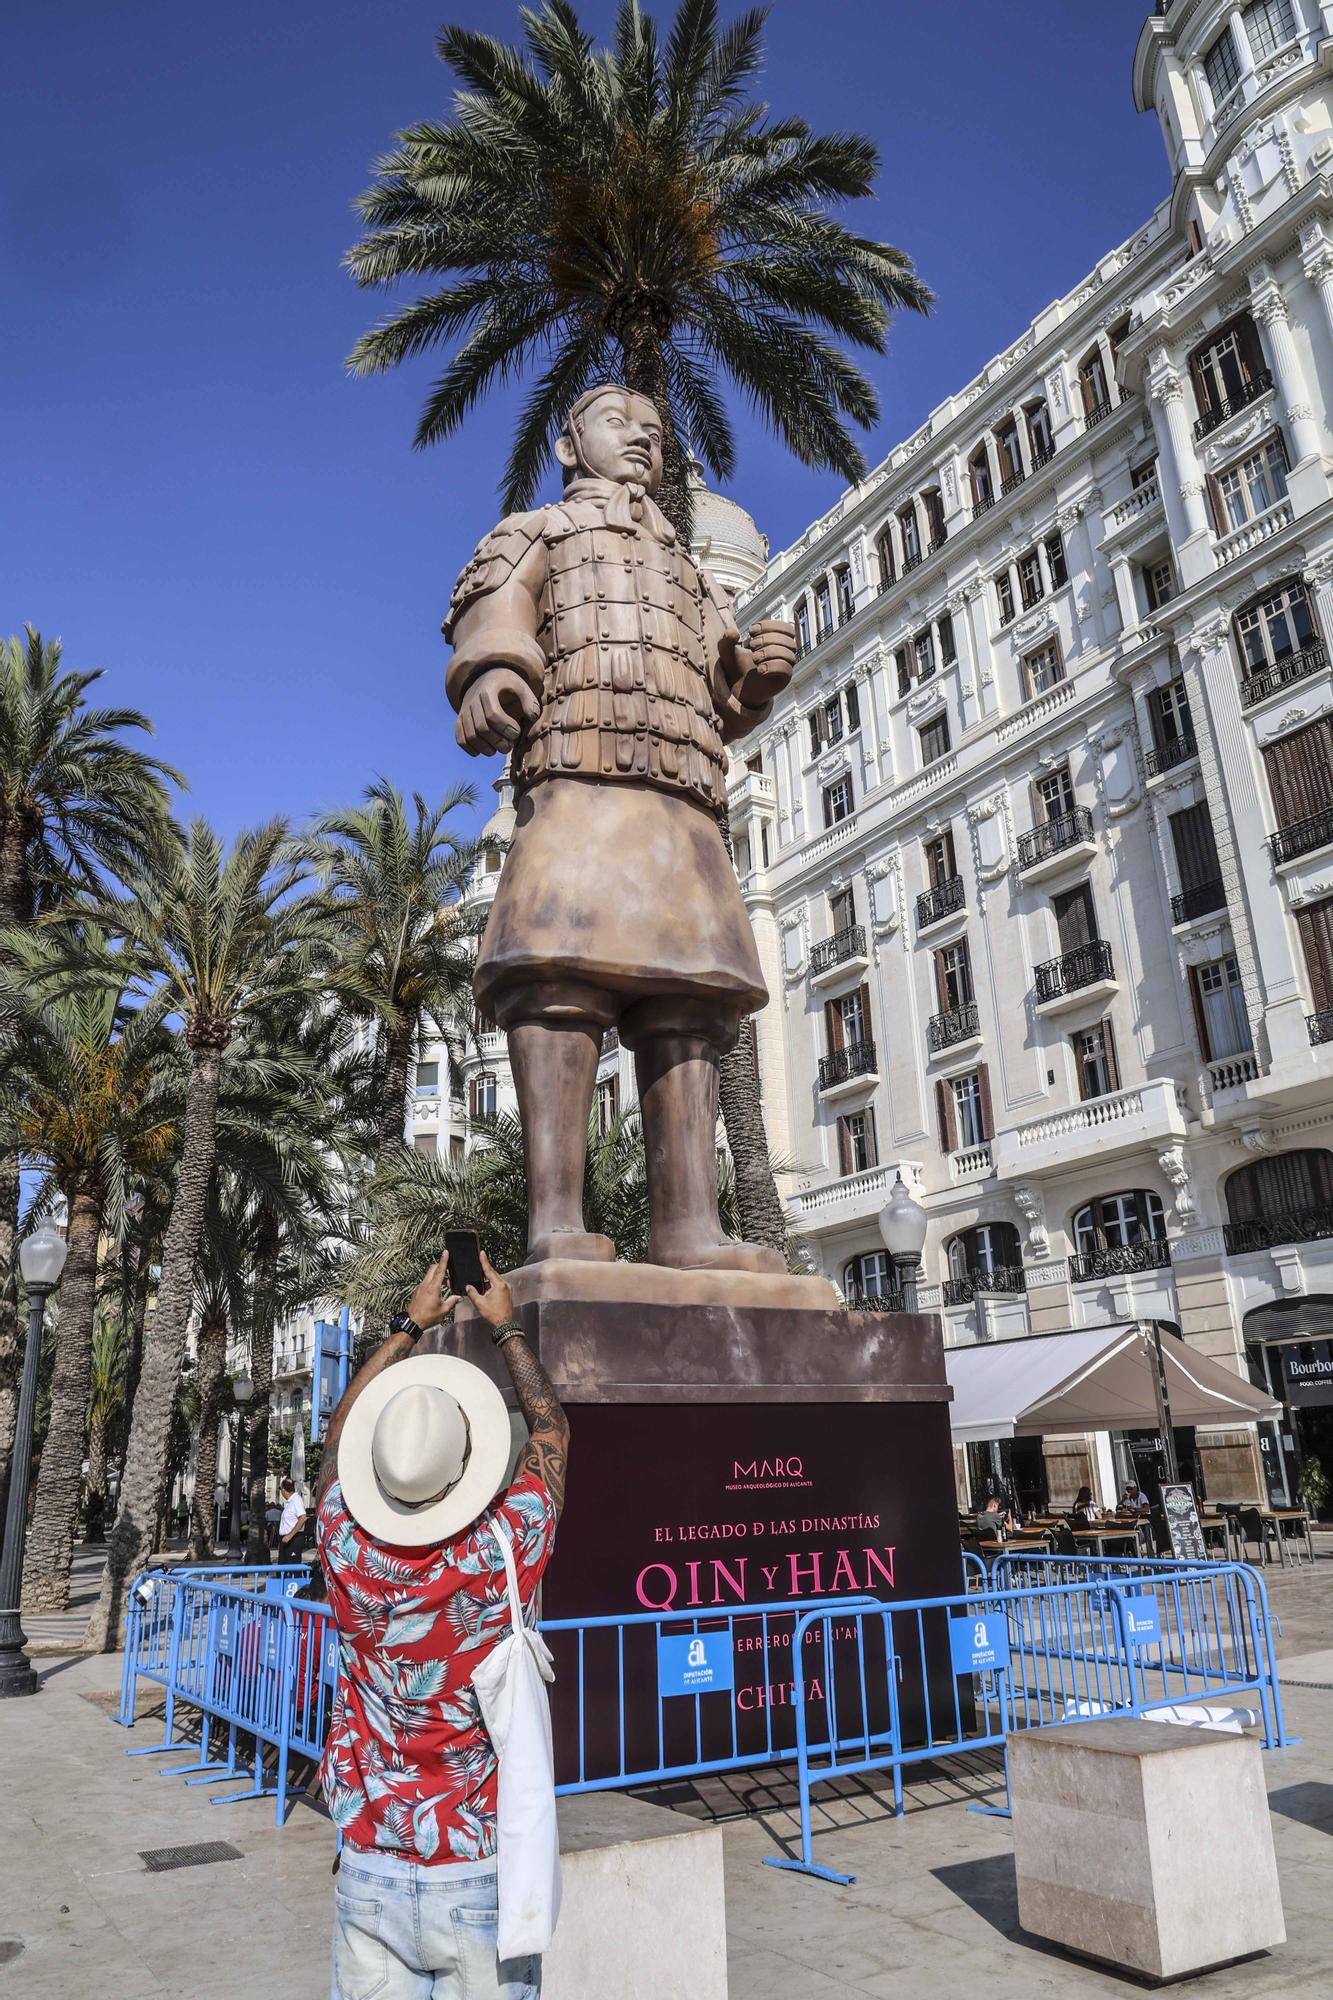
left=1122, top=1594, right=1162, bottom=1647
left=311, top=1321, right=342, bottom=1443
left=657, top=1632, right=735, bottom=1697
left=949, top=1612, right=1006, bottom=1676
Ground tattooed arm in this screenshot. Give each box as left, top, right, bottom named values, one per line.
left=315, top=1258, right=460, bottom=1506
left=467, top=1251, right=570, bottom=1516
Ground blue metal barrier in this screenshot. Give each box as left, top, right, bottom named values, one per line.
left=961, top=1550, right=987, bottom=1590
left=116, top=1562, right=311, bottom=1731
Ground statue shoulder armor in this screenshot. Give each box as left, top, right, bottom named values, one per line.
left=445, top=510, right=547, bottom=636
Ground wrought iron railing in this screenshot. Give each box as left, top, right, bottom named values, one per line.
left=1017, top=806, right=1094, bottom=868
left=1033, top=938, right=1115, bottom=1004
left=1193, top=368, right=1273, bottom=440
left=1239, top=639, right=1327, bottom=708
left=1000, top=469, right=1026, bottom=496
left=1269, top=808, right=1333, bottom=867
left=601, top=1028, right=619, bottom=1055
left=1030, top=443, right=1056, bottom=470
left=1224, top=1209, right=1333, bottom=1255
left=916, top=875, right=965, bottom=928
left=941, top=1266, right=1027, bottom=1306
left=971, top=493, right=996, bottom=519
left=1084, top=398, right=1114, bottom=429
left=1309, top=1008, right=1333, bottom=1046
left=817, top=1039, right=877, bottom=1090
left=1144, top=731, right=1197, bottom=777
left=810, top=924, right=867, bottom=975
left=1068, top=1238, right=1172, bottom=1282
left=1171, top=878, right=1225, bottom=924
left=929, top=1003, right=980, bottom=1052
left=902, top=550, right=923, bottom=574
left=927, top=532, right=947, bottom=555
left=845, top=1288, right=907, bottom=1313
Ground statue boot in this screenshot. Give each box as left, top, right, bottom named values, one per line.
left=507, top=1020, right=616, bottom=1264
left=635, top=1032, right=786, bottom=1274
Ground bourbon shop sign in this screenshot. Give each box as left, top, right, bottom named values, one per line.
left=1280, top=1339, right=1333, bottom=1407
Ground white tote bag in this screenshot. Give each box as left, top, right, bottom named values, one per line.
left=470, top=1520, right=562, bottom=1959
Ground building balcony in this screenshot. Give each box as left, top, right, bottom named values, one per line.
left=809, top=924, right=869, bottom=985
left=1208, top=1050, right=1260, bottom=1095
left=902, top=550, right=923, bottom=574
left=1171, top=879, right=1226, bottom=925
left=1069, top=1237, right=1172, bottom=1283
left=1239, top=640, right=1327, bottom=709
left=1192, top=369, right=1273, bottom=441
left=999, top=469, right=1026, bottom=497
left=817, top=1039, right=878, bottom=1095
left=1030, top=443, right=1056, bottom=471
left=1214, top=495, right=1294, bottom=568
left=971, top=493, right=996, bottom=520
left=942, top=1265, right=1027, bottom=1306
left=1033, top=938, right=1116, bottom=1012
left=1017, top=807, right=1096, bottom=880
left=929, top=1001, right=981, bottom=1053
left=1084, top=398, right=1114, bottom=430
left=1310, top=1009, right=1333, bottom=1047
left=917, top=875, right=966, bottom=930
left=1144, top=731, right=1196, bottom=778
left=1109, top=474, right=1162, bottom=533
left=1270, top=808, right=1333, bottom=868
left=927, top=532, right=947, bottom=556
left=1223, top=1210, right=1333, bottom=1255
left=846, top=1288, right=907, bottom=1313
left=993, top=1077, right=1188, bottom=1178
left=950, top=1142, right=993, bottom=1181
left=601, top=1028, right=620, bottom=1056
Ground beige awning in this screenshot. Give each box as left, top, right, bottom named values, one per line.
left=945, top=1322, right=1280, bottom=1445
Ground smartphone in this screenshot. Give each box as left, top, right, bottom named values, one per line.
left=444, top=1229, right=487, bottom=1297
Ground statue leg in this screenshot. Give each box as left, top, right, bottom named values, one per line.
left=625, top=998, right=786, bottom=1276
left=497, top=981, right=616, bottom=1265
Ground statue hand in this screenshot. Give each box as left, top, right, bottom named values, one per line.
left=734, top=619, right=798, bottom=705
left=455, top=669, right=540, bottom=754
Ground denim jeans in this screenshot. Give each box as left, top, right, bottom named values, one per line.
left=331, top=1847, right=541, bottom=2000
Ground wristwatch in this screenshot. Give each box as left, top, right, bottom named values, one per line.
left=387, top=1311, right=422, bottom=1342
left=490, top=1318, right=526, bottom=1347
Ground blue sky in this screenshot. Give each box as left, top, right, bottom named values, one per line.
left=5, top=1, right=1164, bottom=842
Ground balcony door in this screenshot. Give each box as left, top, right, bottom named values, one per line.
left=1262, top=716, right=1333, bottom=828
left=1169, top=802, right=1222, bottom=894
left=1052, top=883, right=1097, bottom=955
left=825, top=984, right=870, bottom=1054
left=1296, top=897, right=1333, bottom=1015
left=1036, top=766, right=1075, bottom=823
left=934, top=941, right=974, bottom=1013
left=925, top=830, right=957, bottom=888
left=1226, top=1149, right=1333, bottom=1225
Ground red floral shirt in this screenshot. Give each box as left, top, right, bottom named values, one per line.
left=317, top=1472, right=556, bottom=1862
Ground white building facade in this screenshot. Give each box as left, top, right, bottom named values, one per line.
left=720, top=0, right=1333, bottom=1512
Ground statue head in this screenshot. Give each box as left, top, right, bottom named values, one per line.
left=555, top=385, right=664, bottom=493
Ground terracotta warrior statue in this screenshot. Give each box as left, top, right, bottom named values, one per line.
left=444, top=384, right=797, bottom=1273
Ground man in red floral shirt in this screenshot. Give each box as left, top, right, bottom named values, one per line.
left=316, top=1251, right=567, bottom=1999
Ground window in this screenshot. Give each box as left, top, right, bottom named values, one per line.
left=1227, top=1148, right=1333, bottom=1227
left=1192, top=957, right=1253, bottom=1061
left=1074, top=1191, right=1166, bottom=1255
left=1053, top=882, right=1097, bottom=954
left=823, top=776, right=854, bottom=826
left=596, top=1074, right=620, bottom=1136
left=1044, top=531, right=1068, bottom=590
left=918, top=713, right=951, bottom=766
left=1153, top=676, right=1192, bottom=749
left=947, top=1222, right=1022, bottom=1280
left=951, top=1071, right=988, bottom=1149
left=836, top=566, right=855, bottom=622
left=923, top=489, right=946, bottom=547
left=815, top=578, right=834, bottom=638
left=1145, top=558, right=1176, bottom=611
left=413, top=1133, right=437, bottom=1157
left=995, top=569, right=1016, bottom=625
left=836, top=987, right=867, bottom=1047
left=925, top=829, right=957, bottom=887
left=837, top=1107, right=878, bottom=1176
left=1132, top=457, right=1159, bottom=490
left=415, top=1060, right=439, bottom=1093
left=1169, top=801, right=1223, bottom=902
left=1204, top=23, right=1241, bottom=102
left=1073, top=1021, right=1119, bottom=1101
left=844, top=1249, right=891, bottom=1299
left=1037, top=765, right=1075, bottom=822
left=808, top=711, right=823, bottom=757
left=1019, top=550, right=1044, bottom=610
left=830, top=885, right=856, bottom=934
left=970, top=448, right=994, bottom=510
left=469, top=1072, right=498, bottom=1119
left=483, top=845, right=502, bottom=873
left=1215, top=436, right=1288, bottom=530
left=823, top=695, right=844, bottom=745
left=934, top=940, right=974, bottom=1012
left=1026, top=400, right=1054, bottom=464
left=1297, top=895, right=1333, bottom=1017
left=894, top=645, right=912, bottom=697
left=914, top=629, right=936, bottom=681
left=745, top=751, right=762, bottom=775
left=996, top=423, right=1022, bottom=486
left=876, top=529, right=896, bottom=589
left=1244, top=0, right=1295, bottom=61
left=1262, top=714, right=1333, bottom=829
left=1079, top=346, right=1110, bottom=417
left=938, top=611, right=957, bottom=666
left=795, top=601, right=811, bottom=652
left=844, top=681, right=860, bottom=733
left=1024, top=640, right=1063, bottom=698
left=1235, top=577, right=1316, bottom=673
left=1191, top=315, right=1264, bottom=421
left=900, top=506, right=921, bottom=565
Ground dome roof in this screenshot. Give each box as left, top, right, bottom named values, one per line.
left=688, top=459, right=769, bottom=595
left=479, top=771, right=516, bottom=848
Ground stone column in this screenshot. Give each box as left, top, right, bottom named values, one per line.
left=1147, top=349, right=1213, bottom=585
left=963, top=580, right=997, bottom=717
left=1249, top=265, right=1325, bottom=490
left=1300, top=219, right=1333, bottom=349
left=949, top=592, right=981, bottom=730
left=1109, top=549, right=1140, bottom=634
left=1065, top=501, right=1109, bottom=648
left=1228, top=7, right=1256, bottom=87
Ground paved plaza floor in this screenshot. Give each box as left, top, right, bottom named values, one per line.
left=1, top=1553, right=1331, bottom=1998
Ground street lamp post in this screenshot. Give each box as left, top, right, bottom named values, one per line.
left=0, top=1223, right=69, bottom=1698
left=225, top=1373, right=253, bottom=1561
left=878, top=1172, right=929, bottom=1312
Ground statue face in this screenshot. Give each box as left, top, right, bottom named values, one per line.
left=566, top=391, right=664, bottom=491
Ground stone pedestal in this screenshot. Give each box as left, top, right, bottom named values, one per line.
left=428, top=1293, right=962, bottom=1781
left=546, top=1792, right=727, bottom=1999
left=1009, top=1718, right=1285, bottom=1981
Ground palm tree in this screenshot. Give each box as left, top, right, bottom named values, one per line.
left=0, top=626, right=180, bottom=1521
left=84, top=1309, right=130, bottom=1544
left=186, top=1181, right=258, bottom=1560
left=0, top=950, right=178, bottom=1610
left=42, top=819, right=330, bottom=1649
left=346, top=0, right=931, bottom=538
left=303, top=780, right=481, bottom=1159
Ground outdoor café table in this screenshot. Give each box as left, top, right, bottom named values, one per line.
left=1071, top=1526, right=1141, bottom=1558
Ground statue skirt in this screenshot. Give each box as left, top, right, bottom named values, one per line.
left=474, top=776, right=768, bottom=1042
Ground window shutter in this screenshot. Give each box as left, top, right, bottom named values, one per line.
left=1169, top=803, right=1220, bottom=891
left=975, top=1062, right=994, bottom=1144
left=1101, top=1016, right=1121, bottom=1093
left=858, top=983, right=872, bottom=1049
left=1186, top=966, right=1214, bottom=1061
left=467, top=1077, right=477, bottom=1118
left=933, top=949, right=950, bottom=1010
left=865, top=1105, right=878, bottom=1169
left=824, top=997, right=844, bottom=1052
left=935, top=1079, right=957, bottom=1154
left=1263, top=718, right=1333, bottom=826
left=1297, top=899, right=1333, bottom=1013
left=1053, top=884, right=1096, bottom=953
left=837, top=1116, right=851, bottom=1177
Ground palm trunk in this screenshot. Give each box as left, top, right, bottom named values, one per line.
left=244, top=1219, right=279, bottom=1562
left=85, top=1415, right=109, bottom=1542
left=21, top=1184, right=103, bottom=1611
left=374, top=1012, right=416, bottom=1158
left=125, top=1241, right=152, bottom=1420
left=0, top=1166, right=20, bottom=1527
left=617, top=315, right=693, bottom=550
left=87, top=1040, right=225, bottom=1651
left=188, top=1311, right=227, bottom=1560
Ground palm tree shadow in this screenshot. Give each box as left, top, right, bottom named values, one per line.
left=1268, top=1782, right=1333, bottom=1835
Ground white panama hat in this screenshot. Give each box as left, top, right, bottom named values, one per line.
left=337, top=1354, right=512, bottom=1547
